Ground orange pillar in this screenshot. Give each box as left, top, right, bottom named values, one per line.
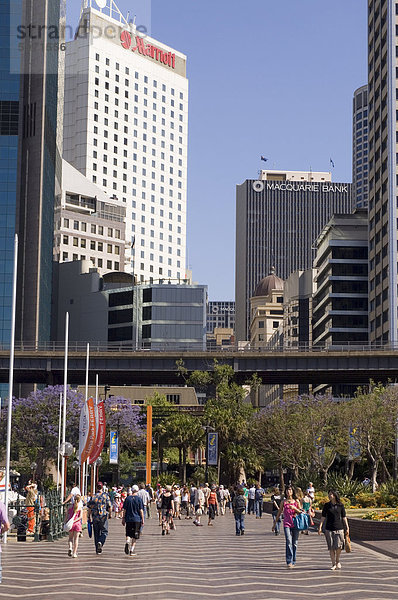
left=146, top=405, right=153, bottom=485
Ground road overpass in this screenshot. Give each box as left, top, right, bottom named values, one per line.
left=1, top=345, right=398, bottom=386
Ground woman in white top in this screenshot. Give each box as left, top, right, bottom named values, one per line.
left=173, top=485, right=182, bottom=519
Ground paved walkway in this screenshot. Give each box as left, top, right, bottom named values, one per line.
left=1, top=512, right=397, bottom=599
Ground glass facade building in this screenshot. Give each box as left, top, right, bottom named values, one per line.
left=0, top=0, right=21, bottom=345
left=107, top=282, right=208, bottom=350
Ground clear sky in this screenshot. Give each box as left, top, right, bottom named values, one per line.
left=67, top=0, right=368, bottom=301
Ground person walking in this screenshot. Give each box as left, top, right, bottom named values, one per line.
left=272, top=486, right=303, bottom=568
left=318, top=490, right=349, bottom=570
left=271, top=487, right=282, bottom=535
left=67, top=494, right=83, bottom=558
left=207, top=485, right=219, bottom=526
left=87, top=482, right=112, bottom=554
left=181, top=485, right=191, bottom=518
left=122, top=485, right=144, bottom=557
left=307, top=482, right=315, bottom=501
left=218, top=485, right=228, bottom=515
left=0, top=498, right=10, bottom=583
left=232, top=486, right=247, bottom=536
left=137, top=483, right=150, bottom=523
left=193, top=484, right=205, bottom=526
left=254, top=483, right=265, bottom=519
left=301, top=490, right=312, bottom=535
left=247, top=484, right=256, bottom=515
left=160, top=485, right=175, bottom=535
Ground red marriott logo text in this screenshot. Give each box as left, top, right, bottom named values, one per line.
left=120, top=31, right=176, bottom=69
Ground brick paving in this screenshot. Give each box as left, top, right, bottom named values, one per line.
left=1, top=512, right=398, bottom=599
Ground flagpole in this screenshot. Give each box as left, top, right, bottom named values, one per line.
left=61, top=312, right=69, bottom=503
left=4, top=234, right=18, bottom=544
left=93, top=374, right=99, bottom=494
left=84, top=343, right=90, bottom=497
left=56, top=392, right=62, bottom=491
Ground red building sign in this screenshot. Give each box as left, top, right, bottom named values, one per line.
left=120, top=31, right=176, bottom=69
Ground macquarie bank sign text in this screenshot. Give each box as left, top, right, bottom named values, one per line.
left=266, top=182, right=348, bottom=193
left=120, top=31, right=176, bottom=69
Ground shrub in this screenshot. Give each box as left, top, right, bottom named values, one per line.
left=326, top=474, right=365, bottom=499
left=354, top=492, right=377, bottom=508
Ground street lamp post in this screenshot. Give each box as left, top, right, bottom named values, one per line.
left=59, top=442, right=74, bottom=499
left=72, top=460, right=80, bottom=486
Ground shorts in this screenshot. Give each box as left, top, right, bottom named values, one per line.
left=324, top=529, right=345, bottom=551
left=126, top=521, right=141, bottom=540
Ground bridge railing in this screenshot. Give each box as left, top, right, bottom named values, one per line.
left=1, top=341, right=398, bottom=353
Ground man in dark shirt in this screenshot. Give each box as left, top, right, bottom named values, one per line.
left=318, top=490, right=349, bottom=570
left=122, top=484, right=144, bottom=557
left=87, top=482, right=112, bottom=554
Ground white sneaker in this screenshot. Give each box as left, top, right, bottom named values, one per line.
left=331, top=565, right=337, bottom=570
left=72, top=553, right=78, bottom=558
left=336, top=563, right=342, bottom=570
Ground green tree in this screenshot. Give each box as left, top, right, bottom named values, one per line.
left=162, top=411, right=204, bottom=482
left=345, top=384, right=398, bottom=491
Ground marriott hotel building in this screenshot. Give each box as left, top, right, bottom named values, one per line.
left=63, top=1, right=188, bottom=282
left=235, top=170, right=353, bottom=341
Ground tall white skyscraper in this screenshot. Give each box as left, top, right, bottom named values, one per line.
left=63, top=0, right=188, bottom=282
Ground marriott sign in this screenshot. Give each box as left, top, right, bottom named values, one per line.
left=120, top=31, right=176, bottom=69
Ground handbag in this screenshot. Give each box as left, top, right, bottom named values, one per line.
left=63, top=515, right=75, bottom=532
left=293, top=512, right=310, bottom=531
left=345, top=533, right=352, bottom=553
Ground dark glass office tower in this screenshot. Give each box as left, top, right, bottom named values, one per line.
left=15, top=0, right=65, bottom=343
left=0, top=0, right=22, bottom=345
left=235, top=172, right=353, bottom=341
left=352, top=85, right=369, bottom=210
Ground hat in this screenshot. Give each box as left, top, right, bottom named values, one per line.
left=132, top=484, right=139, bottom=492
left=219, top=485, right=224, bottom=489
left=97, top=481, right=103, bottom=489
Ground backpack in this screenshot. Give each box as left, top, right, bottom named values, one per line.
left=234, top=495, right=246, bottom=514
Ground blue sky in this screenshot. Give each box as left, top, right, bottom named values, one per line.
left=67, top=1, right=367, bottom=301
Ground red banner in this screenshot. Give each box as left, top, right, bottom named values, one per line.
left=81, top=397, right=96, bottom=464
left=89, top=401, right=106, bottom=465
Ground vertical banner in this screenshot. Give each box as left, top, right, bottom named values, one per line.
left=110, top=430, right=119, bottom=464
left=89, top=401, right=106, bottom=464
left=207, top=432, right=218, bottom=466
left=146, top=405, right=153, bottom=485
left=79, top=398, right=96, bottom=465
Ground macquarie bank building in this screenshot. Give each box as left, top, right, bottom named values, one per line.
left=235, top=170, right=353, bottom=341
left=63, top=0, right=188, bottom=283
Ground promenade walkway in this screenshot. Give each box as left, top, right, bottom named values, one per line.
left=1, top=512, right=397, bottom=599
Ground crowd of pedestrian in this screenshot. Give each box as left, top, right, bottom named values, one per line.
left=58, top=479, right=351, bottom=570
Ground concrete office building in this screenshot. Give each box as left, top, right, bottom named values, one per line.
left=83, top=385, right=200, bottom=406
left=312, top=210, right=369, bottom=347
left=54, top=160, right=126, bottom=275
left=15, top=0, right=65, bottom=344
left=53, top=260, right=207, bottom=350
left=64, top=0, right=188, bottom=284
left=367, top=1, right=398, bottom=344
left=352, top=85, right=369, bottom=209
left=235, top=170, right=352, bottom=340
left=249, top=269, right=284, bottom=349
left=283, top=269, right=316, bottom=349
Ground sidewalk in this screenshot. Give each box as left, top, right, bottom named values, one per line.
left=1, top=512, right=398, bottom=599
left=355, top=539, right=398, bottom=559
